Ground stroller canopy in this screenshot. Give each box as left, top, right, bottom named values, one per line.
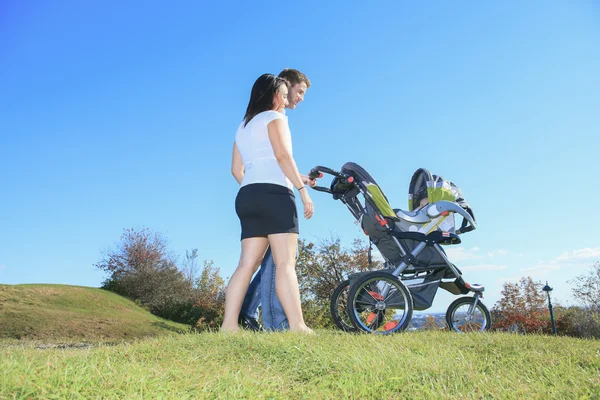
left=408, top=168, right=470, bottom=212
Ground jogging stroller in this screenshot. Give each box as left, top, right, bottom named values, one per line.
left=308, top=162, right=492, bottom=334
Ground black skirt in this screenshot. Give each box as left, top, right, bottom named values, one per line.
left=235, top=183, right=299, bottom=240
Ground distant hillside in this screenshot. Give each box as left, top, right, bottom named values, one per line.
left=408, top=312, right=448, bottom=330
left=0, top=284, right=190, bottom=341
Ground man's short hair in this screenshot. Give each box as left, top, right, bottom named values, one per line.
left=278, top=68, right=311, bottom=88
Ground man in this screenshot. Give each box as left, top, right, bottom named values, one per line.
left=238, top=68, right=313, bottom=331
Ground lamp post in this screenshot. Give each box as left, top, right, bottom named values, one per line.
left=542, top=281, right=557, bottom=335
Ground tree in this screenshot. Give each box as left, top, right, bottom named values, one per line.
left=561, top=262, right=600, bottom=338
left=491, top=276, right=549, bottom=334
left=190, top=260, right=226, bottom=331
left=423, top=315, right=439, bottom=330
left=299, top=235, right=381, bottom=300
left=95, top=227, right=193, bottom=319
left=295, top=235, right=381, bottom=328
left=182, top=248, right=200, bottom=285
left=568, top=262, right=600, bottom=309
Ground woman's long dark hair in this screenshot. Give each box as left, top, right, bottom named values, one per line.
left=242, top=73, right=288, bottom=127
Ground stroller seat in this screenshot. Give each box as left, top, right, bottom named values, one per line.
left=356, top=175, right=474, bottom=272
left=358, top=173, right=475, bottom=237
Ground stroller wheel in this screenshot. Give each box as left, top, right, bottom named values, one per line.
left=330, top=279, right=358, bottom=332
left=347, top=271, right=413, bottom=334
left=445, top=296, right=492, bottom=333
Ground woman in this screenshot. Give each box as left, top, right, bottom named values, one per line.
left=221, top=73, right=315, bottom=333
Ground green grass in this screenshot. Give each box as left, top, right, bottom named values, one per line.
left=1, top=284, right=598, bottom=398
left=0, top=284, right=190, bottom=342
left=2, top=330, right=599, bottom=399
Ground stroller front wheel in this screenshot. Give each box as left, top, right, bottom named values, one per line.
left=347, top=271, right=414, bottom=334
left=445, top=296, right=492, bottom=332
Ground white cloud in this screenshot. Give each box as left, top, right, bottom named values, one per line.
left=556, top=248, right=600, bottom=262
left=525, top=247, right=600, bottom=274
left=521, top=264, right=561, bottom=273
left=371, top=251, right=385, bottom=262
left=488, top=249, right=510, bottom=257
left=487, top=249, right=525, bottom=257
left=496, top=275, right=522, bottom=284
left=445, top=247, right=482, bottom=262
left=460, top=264, right=507, bottom=271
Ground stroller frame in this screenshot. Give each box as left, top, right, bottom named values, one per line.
left=308, top=162, right=491, bottom=333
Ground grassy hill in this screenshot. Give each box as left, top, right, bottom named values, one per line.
left=2, top=330, right=599, bottom=398
left=0, top=284, right=190, bottom=341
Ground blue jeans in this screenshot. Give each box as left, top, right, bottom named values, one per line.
left=240, top=246, right=293, bottom=331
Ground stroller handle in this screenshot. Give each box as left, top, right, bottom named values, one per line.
left=308, top=167, right=324, bottom=181
left=308, top=165, right=355, bottom=194
left=308, top=166, right=354, bottom=183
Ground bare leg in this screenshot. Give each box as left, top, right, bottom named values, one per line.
left=268, top=233, right=313, bottom=334
left=221, top=237, right=269, bottom=332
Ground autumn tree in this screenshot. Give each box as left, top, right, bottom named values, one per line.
left=190, top=260, right=226, bottom=331
left=491, top=276, right=549, bottom=334
left=561, top=262, right=600, bottom=338
left=95, top=227, right=193, bottom=320
left=568, top=262, right=600, bottom=309
left=423, top=315, right=439, bottom=330
left=182, top=248, right=201, bottom=285
left=295, top=235, right=381, bottom=328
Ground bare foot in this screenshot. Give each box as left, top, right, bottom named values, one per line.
left=290, top=324, right=314, bottom=334
left=220, top=325, right=240, bottom=333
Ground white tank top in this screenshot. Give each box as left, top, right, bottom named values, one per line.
left=235, top=110, right=293, bottom=190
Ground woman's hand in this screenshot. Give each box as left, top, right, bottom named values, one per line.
left=299, top=188, right=314, bottom=219
left=301, top=174, right=317, bottom=188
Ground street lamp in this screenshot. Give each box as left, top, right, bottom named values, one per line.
left=542, top=281, right=557, bottom=335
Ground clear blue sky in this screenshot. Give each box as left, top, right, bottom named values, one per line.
left=1, top=1, right=599, bottom=313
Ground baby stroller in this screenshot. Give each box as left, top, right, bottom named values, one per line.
left=308, top=162, right=492, bottom=334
